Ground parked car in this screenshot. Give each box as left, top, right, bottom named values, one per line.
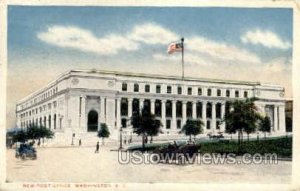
left=15, top=143, right=37, bottom=160
left=207, top=132, right=224, bottom=139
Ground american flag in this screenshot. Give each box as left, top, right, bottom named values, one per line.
left=167, top=42, right=183, bottom=54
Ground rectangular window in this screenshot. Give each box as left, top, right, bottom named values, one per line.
left=177, top=87, right=182, bottom=95
left=188, top=87, right=192, bottom=95
left=166, top=120, right=171, bottom=129
left=226, top=90, right=230, bottom=97
left=198, top=88, right=202, bottom=96
left=134, top=84, right=139, bottom=92
left=156, top=85, right=161, bottom=93
left=235, top=90, right=239, bottom=98
left=167, top=86, right=172, bottom=94
left=122, top=83, right=127, bottom=91
left=207, top=89, right=212, bottom=96
left=217, top=89, right=221, bottom=96
left=145, top=84, right=150, bottom=93
left=244, top=91, right=248, bottom=98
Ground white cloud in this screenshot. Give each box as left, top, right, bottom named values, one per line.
left=241, top=29, right=291, bottom=50
left=38, top=23, right=179, bottom=55
left=187, top=36, right=261, bottom=64
left=37, top=25, right=139, bottom=55
left=128, top=23, right=179, bottom=45
left=153, top=53, right=213, bottom=66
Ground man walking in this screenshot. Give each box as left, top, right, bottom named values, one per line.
left=95, top=141, right=100, bottom=153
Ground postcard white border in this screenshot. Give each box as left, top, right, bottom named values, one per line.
left=0, top=0, right=299, bottom=190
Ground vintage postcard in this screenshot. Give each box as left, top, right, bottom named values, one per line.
left=0, top=0, right=299, bottom=190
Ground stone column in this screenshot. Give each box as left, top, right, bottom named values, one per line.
left=128, top=98, right=133, bottom=118
left=139, top=98, right=144, bottom=112
left=100, top=97, right=106, bottom=124
left=192, top=101, right=197, bottom=119
left=278, top=105, right=286, bottom=134
left=212, top=102, right=216, bottom=133
left=151, top=99, right=155, bottom=114
left=172, top=100, right=176, bottom=130
left=202, top=101, right=207, bottom=131
left=221, top=102, right=226, bottom=132
left=81, top=96, right=86, bottom=130
left=182, top=101, right=187, bottom=127
left=274, top=105, right=278, bottom=133
left=161, top=100, right=166, bottom=129
left=116, top=98, right=121, bottom=129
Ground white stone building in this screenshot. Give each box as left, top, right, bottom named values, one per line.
left=16, top=69, right=286, bottom=140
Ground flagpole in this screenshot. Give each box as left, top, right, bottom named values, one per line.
left=181, top=37, right=184, bottom=80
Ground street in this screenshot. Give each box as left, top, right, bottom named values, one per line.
left=6, top=145, right=291, bottom=183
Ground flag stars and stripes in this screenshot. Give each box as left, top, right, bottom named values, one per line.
left=167, top=42, right=183, bottom=54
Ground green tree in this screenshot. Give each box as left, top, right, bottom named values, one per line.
left=131, top=108, right=162, bottom=150
left=180, top=119, right=204, bottom=143
left=97, top=123, right=110, bottom=145
left=223, top=98, right=261, bottom=149
left=259, top=116, right=271, bottom=139
left=12, top=129, right=27, bottom=143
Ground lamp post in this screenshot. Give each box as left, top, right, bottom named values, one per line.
left=119, top=118, right=132, bottom=150
left=71, top=133, right=75, bottom=145
left=119, top=126, right=123, bottom=150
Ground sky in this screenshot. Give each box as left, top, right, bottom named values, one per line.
left=7, top=6, right=293, bottom=128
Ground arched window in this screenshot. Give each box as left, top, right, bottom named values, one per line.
left=121, top=98, right=128, bottom=116
left=186, top=102, right=193, bottom=118
left=88, top=110, right=98, bottom=132
left=54, top=114, right=57, bottom=129
left=155, top=100, right=161, bottom=117
left=143, top=100, right=151, bottom=114
left=196, top=102, right=202, bottom=118
left=216, top=103, right=222, bottom=118
left=132, top=99, right=140, bottom=115
left=48, top=115, right=51, bottom=129
left=176, top=101, right=182, bottom=117
left=206, top=102, right=212, bottom=118
left=166, top=100, right=172, bottom=117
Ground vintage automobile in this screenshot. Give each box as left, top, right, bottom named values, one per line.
left=151, top=141, right=200, bottom=165
left=207, top=132, right=224, bottom=139
left=15, top=143, right=37, bottom=160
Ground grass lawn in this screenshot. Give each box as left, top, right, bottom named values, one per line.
left=127, top=136, right=292, bottom=158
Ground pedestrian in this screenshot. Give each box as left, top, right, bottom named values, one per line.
left=95, top=141, right=99, bottom=153
left=79, top=139, right=81, bottom=146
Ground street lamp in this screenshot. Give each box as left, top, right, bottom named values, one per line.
left=119, top=118, right=132, bottom=150
left=119, top=126, right=123, bottom=150
left=71, top=133, right=75, bottom=145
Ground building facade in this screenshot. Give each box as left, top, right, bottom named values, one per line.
left=16, top=69, right=287, bottom=139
